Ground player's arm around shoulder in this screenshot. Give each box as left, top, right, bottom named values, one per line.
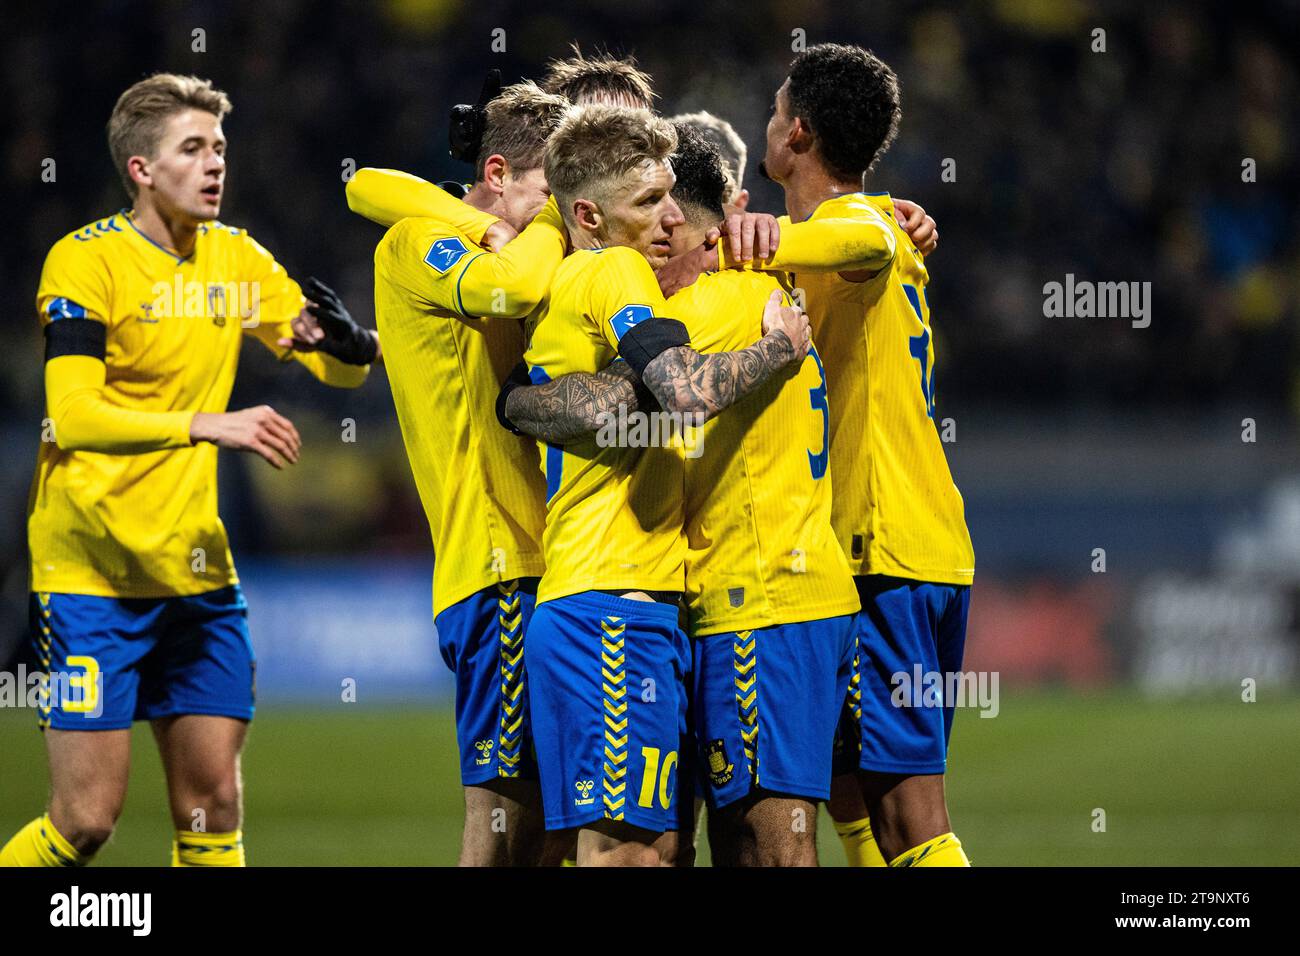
left=346, top=167, right=498, bottom=241
left=433, top=197, right=565, bottom=320
left=635, top=291, right=811, bottom=422
left=379, top=202, right=563, bottom=321
left=498, top=360, right=646, bottom=446
left=716, top=204, right=897, bottom=279
left=585, top=248, right=811, bottom=423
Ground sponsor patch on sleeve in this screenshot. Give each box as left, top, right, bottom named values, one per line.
left=423, top=237, right=471, bottom=274
left=607, top=303, right=654, bottom=342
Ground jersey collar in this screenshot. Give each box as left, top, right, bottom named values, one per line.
left=123, top=209, right=195, bottom=264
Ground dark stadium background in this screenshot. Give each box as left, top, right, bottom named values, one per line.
left=1, top=0, right=1297, bottom=865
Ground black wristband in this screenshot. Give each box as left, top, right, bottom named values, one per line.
left=45, top=318, right=107, bottom=362
left=324, top=326, right=378, bottom=366
left=617, top=318, right=690, bottom=378
left=496, top=361, right=533, bottom=434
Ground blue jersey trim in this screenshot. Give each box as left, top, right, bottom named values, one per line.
left=124, top=211, right=190, bottom=263
left=454, top=252, right=488, bottom=316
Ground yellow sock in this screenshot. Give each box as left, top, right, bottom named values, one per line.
left=889, top=831, right=970, bottom=867
left=833, top=816, right=887, bottom=867
left=172, top=829, right=245, bottom=867
left=0, top=814, right=86, bottom=867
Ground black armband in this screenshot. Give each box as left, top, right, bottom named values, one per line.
left=44, top=318, right=106, bottom=362
left=495, top=360, right=533, bottom=434
left=617, top=318, right=690, bottom=379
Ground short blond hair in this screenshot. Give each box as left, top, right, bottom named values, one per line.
left=477, top=81, right=572, bottom=180
left=541, top=46, right=656, bottom=109
left=108, top=73, right=232, bottom=197
left=669, top=110, right=747, bottom=202
left=544, top=105, right=677, bottom=226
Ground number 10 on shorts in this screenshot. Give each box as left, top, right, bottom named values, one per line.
left=637, top=747, right=678, bottom=810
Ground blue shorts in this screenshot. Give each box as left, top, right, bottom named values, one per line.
left=29, top=586, right=254, bottom=731
left=837, top=576, right=971, bottom=775
left=435, top=579, right=539, bottom=786
left=692, top=615, right=856, bottom=809
left=526, top=591, right=690, bottom=833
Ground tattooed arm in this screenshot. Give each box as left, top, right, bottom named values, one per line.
left=503, top=361, right=645, bottom=445
left=640, top=290, right=810, bottom=423
left=498, top=292, right=810, bottom=440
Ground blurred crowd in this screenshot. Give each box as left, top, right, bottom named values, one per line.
left=0, top=0, right=1296, bottom=573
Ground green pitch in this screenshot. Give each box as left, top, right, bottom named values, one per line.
left=2, top=690, right=1297, bottom=866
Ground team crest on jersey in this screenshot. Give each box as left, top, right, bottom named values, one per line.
left=424, top=237, right=471, bottom=274
left=574, top=779, right=595, bottom=805
left=208, top=284, right=227, bottom=326
left=607, top=304, right=653, bottom=342
left=474, top=738, right=495, bottom=765
left=728, top=587, right=745, bottom=608
left=705, top=739, right=734, bottom=787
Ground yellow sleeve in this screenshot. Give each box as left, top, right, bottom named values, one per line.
left=237, top=232, right=370, bottom=389
left=46, top=354, right=194, bottom=453
left=346, top=167, right=499, bottom=241
left=36, top=235, right=112, bottom=329
left=720, top=204, right=896, bottom=274
left=379, top=199, right=565, bottom=320
left=585, top=247, right=671, bottom=352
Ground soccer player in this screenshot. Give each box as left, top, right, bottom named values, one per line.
left=496, top=106, right=810, bottom=867
left=363, top=81, right=571, bottom=866
left=0, top=74, right=376, bottom=868
left=667, top=111, right=751, bottom=214
left=333, top=58, right=654, bottom=867
left=761, top=44, right=976, bottom=868
left=505, top=125, right=876, bottom=866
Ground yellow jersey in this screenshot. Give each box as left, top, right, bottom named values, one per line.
left=29, top=211, right=369, bottom=598
left=373, top=202, right=567, bottom=615
left=672, top=269, right=859, bottom=635
left=523, top=246, right=685, bottom=604
left=794, top=193, right=974, bottom=585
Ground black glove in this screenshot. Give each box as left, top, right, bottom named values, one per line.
left=302, top=277, right=377, bottom=366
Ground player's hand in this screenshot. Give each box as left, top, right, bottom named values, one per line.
left=284, top=277, right=378, bottom=365
left=190, top=405, right=301, bottom=470
left=656, top=241, right=717, bottom=298
left=722, top=212, right=780, bottom=263
left=279, top=306, right=327, bottom=351
left=760, top=290, right=811, bottom=365
left=481, top=219, right=518, bottom=253
left=893, top=198, right=938, bottom=257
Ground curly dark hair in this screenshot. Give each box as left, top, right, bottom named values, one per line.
left=669, top=122, right=728, bottom=225
left=787, top=43, right=901, bottom=180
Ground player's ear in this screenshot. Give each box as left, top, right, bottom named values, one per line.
left=126, top=155, right=153, bottom=193
left=573, top=198, right=601, bottom=236
left=482, top=154, right=509, bottom=195
left=789, top=117, right=813, bottom=154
